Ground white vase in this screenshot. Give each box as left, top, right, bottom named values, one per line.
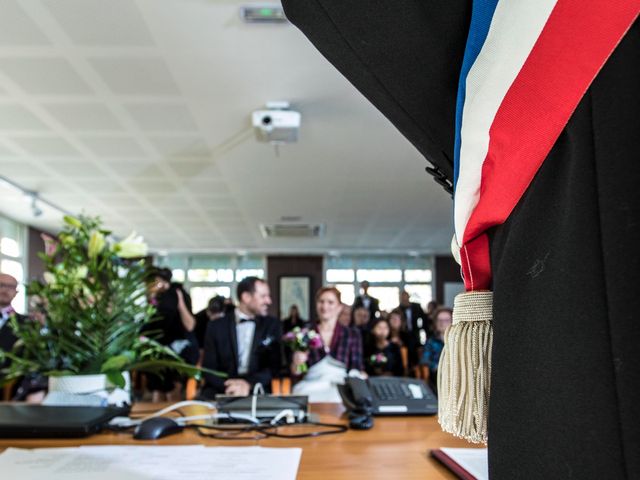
left=47, top=372, right=131, bottom=407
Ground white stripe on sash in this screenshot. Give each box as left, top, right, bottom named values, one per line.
left=454, top=0, right=558, bottom=244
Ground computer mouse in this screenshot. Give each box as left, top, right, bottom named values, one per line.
left=133, top=417, right=183, bottom=440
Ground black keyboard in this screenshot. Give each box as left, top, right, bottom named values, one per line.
left=372, top=381, right=414, bottom=401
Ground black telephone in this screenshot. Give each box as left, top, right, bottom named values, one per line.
left=338, top=377, right=374, bottom=430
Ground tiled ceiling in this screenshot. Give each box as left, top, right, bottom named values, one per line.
left=0, top=0, right=453, bottom=255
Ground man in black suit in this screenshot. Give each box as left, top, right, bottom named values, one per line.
left=0, top=273, right=22, bottom=375
left=280, top=3, right=639, bottom=479
left=397, top=291, right=427, bottom=369
left=201, top=277, right=281, bottom=398
left=352, top=281, right=379, bottom=321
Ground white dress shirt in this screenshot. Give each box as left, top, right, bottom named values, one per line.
left=0, top=305, right=14, bottom=330
left=235, top=309, right=256, bottom=375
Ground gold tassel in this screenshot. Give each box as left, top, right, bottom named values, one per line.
left=437, top=290, right=493, bottom=444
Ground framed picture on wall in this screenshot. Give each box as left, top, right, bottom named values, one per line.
left=279, top=276, right=311, bottom=320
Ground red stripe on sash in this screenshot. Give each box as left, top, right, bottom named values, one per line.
left=461, top=0, right=639, bottom=291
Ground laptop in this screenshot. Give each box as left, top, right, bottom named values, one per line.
left=340, top=376, right=438, bottom=415
left=0, top=404, right=128, bottom=438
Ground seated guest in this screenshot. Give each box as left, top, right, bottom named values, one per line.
left=388, top=308, right=410, bottom=348
left=194, top=295, right=226, bottom=353
left=352, top=305, right=371, bottom=344
left=0, top=273, right=23, bottom=377
left=365, top=318, right=404, bottom=377
left=420, top=307, right=453, bottom=391
left=146, top=268, right=198, bottom=402
left=282, top=304, right=309, bottom=333
left=291, top=287, right=364, bottom=402
left=201, top=277, right=281, bottom=398
left=337, top=303, right=352, bottom=327
left=425, top=300, right=440, bottom=335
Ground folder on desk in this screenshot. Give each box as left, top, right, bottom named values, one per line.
left=430, top=448, right=488, bottom=480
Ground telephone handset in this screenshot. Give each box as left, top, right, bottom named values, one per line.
left=338, top=377, right=374, bottom=430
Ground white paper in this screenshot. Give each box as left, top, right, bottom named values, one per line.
left=0, top=446, right=302, bottom=480
left=440, top=448, right=488, bottom=480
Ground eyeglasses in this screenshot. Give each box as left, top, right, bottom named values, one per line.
left=0, top=282, right=18, bottom=290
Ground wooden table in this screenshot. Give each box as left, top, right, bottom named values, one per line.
left=0, top=403, right=482, bottom=479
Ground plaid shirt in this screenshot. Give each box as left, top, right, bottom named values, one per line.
left=307, top=321, right=363, bottom=371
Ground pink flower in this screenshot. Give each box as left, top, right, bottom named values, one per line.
left=41, top=233, right=58, bottom=257
left=309, top=336, right=323, bottom=350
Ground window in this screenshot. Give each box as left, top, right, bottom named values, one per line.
left=404, top=269, right=432, bottom=283
left=324, top=255, right=433, bottom=313
left=368, top=286, right=400, bottom=312
left=235, top=269, right=264, bottom=282
left=154, top=254, right=266, bottom=305
left=190, top=286, right=231, bottom=313
left=356, top=269, right=402, bottom=283
left=404, top=284, right=433, bottom=309
left=326, top=269, right=354, bottom=283
left=171, top=269, right=185, bottom=283
left=0, top=216, right=27, bottom=314
left=334, top=284, right=355, bottom=306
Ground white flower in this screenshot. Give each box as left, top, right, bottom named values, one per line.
left=87, top=231, right=106, bottom=259
left=43, top=272, right=56, bottom=285
left=73, top=266, right=88, bottom=279
left=115, top=232, right=148, bottom=259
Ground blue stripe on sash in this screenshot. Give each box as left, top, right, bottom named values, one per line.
left=453, top=0, right=500, bottom=189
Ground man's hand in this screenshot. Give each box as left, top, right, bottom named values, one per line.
left=224, top=378, right=251, bottom=396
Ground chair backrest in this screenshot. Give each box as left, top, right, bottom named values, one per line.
left=2, top=380, right=15, bottom=401
left=400, top=346, right=409, bottom=376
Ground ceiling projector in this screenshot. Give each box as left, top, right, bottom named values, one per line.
left=252, top=102, right=301, bottom=144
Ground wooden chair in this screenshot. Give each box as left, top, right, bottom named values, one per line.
left=2, top=380, right=16, bottom=401
left=271, top=377, right=291, bottom=395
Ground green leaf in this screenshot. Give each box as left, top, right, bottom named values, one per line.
left=105, top=371, right=126, bottom=388
left=100, top=353, right=135, bottom=373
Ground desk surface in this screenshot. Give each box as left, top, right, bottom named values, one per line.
left=0, top=402, right=481, bottom=479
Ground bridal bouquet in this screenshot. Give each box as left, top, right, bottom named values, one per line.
left=282, top=327, right=323, bottom=373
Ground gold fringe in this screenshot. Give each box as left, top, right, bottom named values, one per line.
left=438, top=290, right=493, bottom=444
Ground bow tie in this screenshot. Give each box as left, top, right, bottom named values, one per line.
left=238, top=317, right=255, bottom=324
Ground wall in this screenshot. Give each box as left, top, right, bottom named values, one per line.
left=435, top=255, right=462, bottom=307
left=266, top=255, right=323, bottom=320
left=27, top=226, right=51, bottom=282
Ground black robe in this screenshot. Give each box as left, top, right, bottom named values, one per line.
left=281, top=2, right=640, bottom=478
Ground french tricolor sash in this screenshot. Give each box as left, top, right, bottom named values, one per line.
left=438, top=0, right=639, bottom=443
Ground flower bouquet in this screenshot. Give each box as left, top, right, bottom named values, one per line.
left=368, top=353, right=388, bottom=368
left=282, top=327, right=322, bottom=374
left=0, top=215, right=224, bottom=402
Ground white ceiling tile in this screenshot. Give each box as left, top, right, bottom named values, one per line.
left=44, top=103, right=122, bottom=131
left=80, top=136, right=145, bottom=157
left=0, top=58, right=91, bottom=95
left=44, top=0, right=154, bottom=46
left=12, top=136, right=79, bottom=156
left=0, top=2, right=51, bottom=46
left=50, top=161, right=103, bottom=178
left=125, top=104, right=197, bottom=132
left=183, top=179, right=229, bottom=195
left=93, top=194, right=141, bottom=208
left=0, top=104, right=50, bottom=131
left=0, top=145, right=18, bottom=156
left=77, top=180, right=127, bottom=195
left=128, top=179, right=176, bottom=194
left=149, top=136, right=210, bottom=158
left=89, top=57, right=179, bottom=96
left=0, top=161, right=41, bottom=177
left=166, top=160, right=220, bottom=178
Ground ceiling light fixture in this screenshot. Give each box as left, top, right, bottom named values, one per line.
left=0, top=175, right=73, bottom=219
